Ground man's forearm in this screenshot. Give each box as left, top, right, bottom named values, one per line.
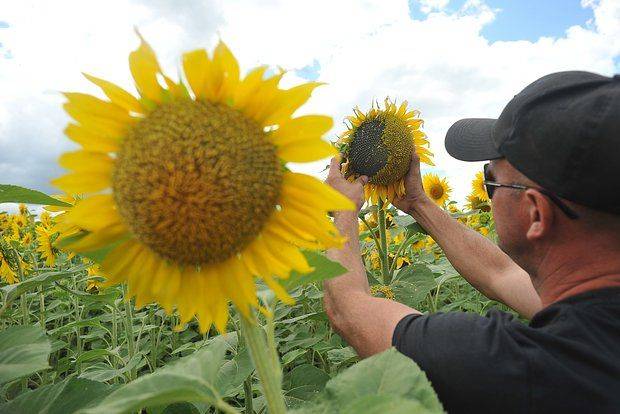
left=324, top=211, right=369, bottom=295
left=404, top=197, right=541, bottom=317
left=323, top=210, right=419, bottom=357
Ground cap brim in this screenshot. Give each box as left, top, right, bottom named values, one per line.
left=444, top=118, right=503, bottom=162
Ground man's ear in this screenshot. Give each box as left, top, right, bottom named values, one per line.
left=524, top=189, right=554, bottom=241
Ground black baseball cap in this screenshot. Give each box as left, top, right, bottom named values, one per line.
left=445, top=71, right=620, bottom=215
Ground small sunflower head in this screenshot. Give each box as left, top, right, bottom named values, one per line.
left=422, top=173, right=451, bottom=206
left=338, top=99, right=433, bottom=205
left=472, top=171, right=489, bottom=202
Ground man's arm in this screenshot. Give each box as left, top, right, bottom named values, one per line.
left=323, top=158, right=419, bottom=358
left=393, top=153, right=542, bottom=319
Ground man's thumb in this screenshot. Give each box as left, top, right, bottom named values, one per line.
left=357, top=175, right=369, bottom=185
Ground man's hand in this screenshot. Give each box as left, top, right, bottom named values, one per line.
left=325, top=157, right=368, bottom=213
left=393, top=151, right=428, bottom=214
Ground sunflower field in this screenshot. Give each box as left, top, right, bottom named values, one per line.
left=0, top=36, right=511, bottom=414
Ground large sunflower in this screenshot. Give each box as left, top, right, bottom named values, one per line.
left=422, top=173, right=451, bottom=206
left=471, top=171, right=489, bottom=202
left=52, top=34, right=353, bottom=333
left=338, top=99, right=433, bottom=205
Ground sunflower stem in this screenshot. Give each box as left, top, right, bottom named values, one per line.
left=239, top=312, right=286, bottom=414
left=122, top=287, right=137, bottom=381
left=377, top=199, right=391, bottom=285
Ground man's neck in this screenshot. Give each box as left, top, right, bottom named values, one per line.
left=534, top=249, right=620, bottom=307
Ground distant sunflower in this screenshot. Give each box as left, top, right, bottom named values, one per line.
left=39, top=211, right=53, bottom=230
left=45, top=194, right=81, bottom=243
left=338, top=99, right=433, bottom=205
left=0, top=249, right=18, bottom=284
left=465, top=193, right=491, bottom=212
left=36, top=226, right=55, bottom=267
left=472, top=171, right=489, bottom=202
left=52, top=33, right=353, bottom=332
left=422, top=173, right=451, bottom=206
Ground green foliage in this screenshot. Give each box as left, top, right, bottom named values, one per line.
left=284, top=251, right=347, bottom=290
left=0, top=378, right=114, bottom=414
left=290, top=349, right=443, bottom=414
left=0, top=185, right=70, bottom=207
left=80, top=337, right=251, bottom=414
left=0, top=326, right=51, bottom=385
left=0, top=202, right=508, bottom=413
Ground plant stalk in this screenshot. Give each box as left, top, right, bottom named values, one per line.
left=377, top=199, right=391, bottom=285
left=239, top=312, right=286, bottom=414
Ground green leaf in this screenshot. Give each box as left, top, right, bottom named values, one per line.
left=80, top=337, right=237, bottom=414
left=290, top=348, right=443, bottom=414
left=0, top=377, right=114, bottom=414
left=284, top=364, right=330, bottom=408
left=391, top=215, right=428, bottom=235
left=1, top=265, right=88, bottom=305
left=284, top=251, right=347, bottom=290
left=0, top=184, right=71, bottom=207
left=0, top=325, right=51, bottom=385
left=392, top=265, right=438, bottom=308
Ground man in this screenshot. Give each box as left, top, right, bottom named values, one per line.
left=323, top=71, right=620, bottom=413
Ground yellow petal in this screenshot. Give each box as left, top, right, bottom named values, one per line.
left=83, top=73, right=144, bottom=114
left=63, top=104, right=129, bottom=138
left=129, top=31, right=164, bottom=102
left=58, top=151, right=114, bottom=173
left=283, top=172, right=354, bottom=211
left=277, top=139, right=336, bottom=163
left=64, top=222, right=127, bottom=252
left=182, top=49, right=210, bottom=100
left=65, top=124, right=119, bottom=153
left=233, top=66, right=268, bottom=109
left=262, top=82, right=323, bottom=126
left=51, top=172, right=111, bottom=194
left=262, top=232, right=312, bottom=273
left=211, top=40, right=240, bottom=101
left=64, top=195, right=121, bottom=232
left=63, top=93, right=133, bottom=124
left=269, top=115, right=333, bottom=146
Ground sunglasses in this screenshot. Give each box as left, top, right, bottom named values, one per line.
left=483, top=163, right=579, bottom=220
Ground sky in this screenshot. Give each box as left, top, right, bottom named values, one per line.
left=0, top=0, right=619, bottom=213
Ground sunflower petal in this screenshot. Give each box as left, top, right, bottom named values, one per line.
left=129, top=32, right=164, bottom=102
left=277, top=139, right=336, bottom=163
left=269, top=115, right=333, bottom=146
left=182, top=48, right=210, bottom=100
left=64, top=195, right=122, bottom=232
left=51, top=172, right=111, bottom=194
left=83, top=73, right=144, bottom=114
left=211, top=40, right=240, bottom=102
left=283, top=172, right=354, bottom=211
left=65, top=124, right=119, bottom=153
left=262, top=82, right=323, bottom=126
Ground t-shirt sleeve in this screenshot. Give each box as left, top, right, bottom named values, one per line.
left=392, top=310, right=530, bottom=414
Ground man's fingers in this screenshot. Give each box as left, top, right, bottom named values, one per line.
left=357, top=175, right=369, bottom=186
left=327, top=156, right=341, bottom=178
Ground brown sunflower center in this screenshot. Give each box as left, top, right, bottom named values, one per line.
left=112, top=100, right=282, bottom=266
left=430, top=184, right=444, bottom=200
left=348, top=113, right=413, bottom=186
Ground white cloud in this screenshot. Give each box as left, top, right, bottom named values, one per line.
left=417, top=0, right=450, bottom=14
left=0, top=0, right=619, bottom=211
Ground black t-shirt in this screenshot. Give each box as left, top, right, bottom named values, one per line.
left=392, top=287, right=620, bottom=414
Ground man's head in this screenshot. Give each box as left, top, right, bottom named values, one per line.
left=445, top=71, right=620, bottom=278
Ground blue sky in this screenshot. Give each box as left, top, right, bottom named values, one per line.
left=409, top=0, right=594, bottom=42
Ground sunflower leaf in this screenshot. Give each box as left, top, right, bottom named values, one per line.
left=0, top=377, right=114, bottom=413
left=79, top=336, right=235, bottom=414
left=0, top=184, right=71, bottom=207
left=0, top=325, right=51, bottom=385
left=284, top=251, right=347, bottom=290
left=289, top=348, right=443, bottom=414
